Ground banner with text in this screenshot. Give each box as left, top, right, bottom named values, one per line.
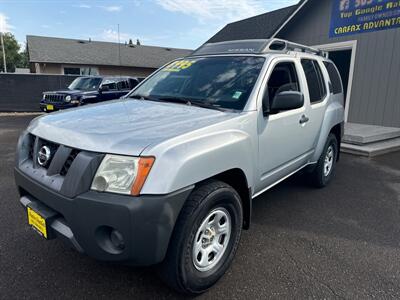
left=330, top=0, right=400, bottom=37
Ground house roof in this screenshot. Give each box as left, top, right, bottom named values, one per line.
left=27, top=35, right=193, bottom=69
left=207, top=3, right=301, bottom=43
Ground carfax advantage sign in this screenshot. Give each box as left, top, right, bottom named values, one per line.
left=330, top=0, right=400, bottom=37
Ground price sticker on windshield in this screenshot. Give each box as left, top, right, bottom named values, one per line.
left=163, top=60, right=197, bottom=72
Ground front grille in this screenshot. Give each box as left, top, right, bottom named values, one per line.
left=28, top=134, right=80, bottom=176
left=44, top=94, right=65, bottom=103
left=19, top=134, right=103, bottom=197
left=28, top=134, right=35, bottom=160
left=40, top=140, right=59, bottom=169
left=60, top=149, right=80, bottom=176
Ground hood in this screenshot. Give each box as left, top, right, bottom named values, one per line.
left=28, top=99, right=238, bottom=156
left=43, top=90, right=95, bottom=95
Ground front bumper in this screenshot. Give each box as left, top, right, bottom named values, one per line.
left=15, top=167, right=193, bottom=266
left=40, top=102, right=79, bottom=112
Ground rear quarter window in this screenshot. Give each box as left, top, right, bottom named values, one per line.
left=301, top=59, right=327, bottom=104
left=324, top=61, right=343, bottom=95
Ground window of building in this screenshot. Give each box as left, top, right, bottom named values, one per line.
left=301, top=59, right=327, bottom=103
left=324, top=61, right=343, bottom=95
left=63, top=66, right=99, bottom=76
left=64, top=67, right=80, bottom=75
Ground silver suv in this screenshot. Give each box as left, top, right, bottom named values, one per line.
left=15, top=39, right=344, bottom=295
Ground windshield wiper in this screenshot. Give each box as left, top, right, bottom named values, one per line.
left=157, top=96, right=226, bottom=112
left=129, top=94, right=160, bottom=102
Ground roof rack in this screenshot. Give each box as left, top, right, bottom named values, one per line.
left=190, top=38, right=327, bottom=58
left=265, top=38, right=327, bottom=57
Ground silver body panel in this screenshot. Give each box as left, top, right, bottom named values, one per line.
left=26, top=51, right=344, bottom=197
left=28, top=99, right=238, bottom=156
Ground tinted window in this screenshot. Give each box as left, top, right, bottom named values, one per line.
left=101, top=78, right=117, bottom=91
left=117, top=79, right=130, bottom=90
left=324, top=61, right=343, bottom=94
left=68, top=77, right=102, bottom=91
left=131, top=56, right=265, bottom=111
left=301, top=59, right=326, bottom=103
left=128, top=78, right=139, bottom=89
left=267, top=62, right=300, bottom=107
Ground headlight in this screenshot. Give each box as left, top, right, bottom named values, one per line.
left=91, top=155, right=154, bottom=196
left=65, top=95, right=72, bottom=102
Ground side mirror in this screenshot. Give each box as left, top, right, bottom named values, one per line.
left=270, top=91, right=304, bottom=113
left=99, top=85, right=109, bottom=92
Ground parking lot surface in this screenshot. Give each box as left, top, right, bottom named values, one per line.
left=1, top=115, right=400, bottom=299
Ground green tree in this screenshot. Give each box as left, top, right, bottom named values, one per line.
left=0, top=32, right=28, bottom=72
left=17, top=43, right=29, bottom=69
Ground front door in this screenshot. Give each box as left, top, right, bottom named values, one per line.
left=255, top=58, right=315, bottom=193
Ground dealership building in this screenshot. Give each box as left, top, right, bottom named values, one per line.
left=209, top=0, right=400, bottom=128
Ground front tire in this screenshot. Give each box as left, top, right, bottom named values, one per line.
left=158, top=180, right=243, bottom=295
left=310, top=133, right=338, bottom=188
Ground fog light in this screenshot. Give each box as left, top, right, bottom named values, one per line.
left=95, top=226, right=125, bottom=254
left=110, top=229, right=125, bottom=250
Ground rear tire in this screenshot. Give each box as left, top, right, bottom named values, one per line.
left=310, top=133, right=338, bottom=188
left=158, top=180, right=243, bottom=295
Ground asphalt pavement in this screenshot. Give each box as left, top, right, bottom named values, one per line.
left=1, top=115, right=400, bottom=299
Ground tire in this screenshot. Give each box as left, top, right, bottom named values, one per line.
left=158, top=180, right=243, bottom=295
left=310, top=133, right=338, bottom=188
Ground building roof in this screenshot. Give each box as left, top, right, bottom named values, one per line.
left=207, top=4, right=300, bottom=43
left=27, top=35, right=193, bottom=69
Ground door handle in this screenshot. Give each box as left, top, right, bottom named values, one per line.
left=299, top=115, right=309, bottom=124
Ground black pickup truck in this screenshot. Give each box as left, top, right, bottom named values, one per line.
left=40, top=76, right=143, bottom=112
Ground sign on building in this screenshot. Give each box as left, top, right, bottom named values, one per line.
left=330, top=0, right=400, bottom=37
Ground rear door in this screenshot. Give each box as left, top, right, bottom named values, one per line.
left=116, top=79, right=133, bottom=98
left=256, top=57, right=316, bottom=192
left=99, top=78, right=119, bottom=101
left=299, top=58, right=330, bottom=152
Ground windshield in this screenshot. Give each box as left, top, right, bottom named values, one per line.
left=130, top=56, right=265, bottom=110
left=68, top=77, right=102, bottom=91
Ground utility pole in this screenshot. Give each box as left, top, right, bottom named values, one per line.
left=0, top=31, right=6, bottom=73
left=117, top=24, right=121, bottom=77
left=117, top=24, right=121, bottom=66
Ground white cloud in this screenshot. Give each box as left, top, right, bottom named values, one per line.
left=99, top=5, right=122, bottom=12
left=78, top=4, right=91, bottom=9
left=101, top=29, right=132, bottom=42
left=99, top=29, right=173, bottom=47
left=41, top=24, right=50, bottom=29
left=154, top=0, right=298, bottom=48
left=155, top=0, right=269, bottom=23
left=0, top=12, right=14, bottom=33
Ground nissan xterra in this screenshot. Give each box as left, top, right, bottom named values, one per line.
left=15, top=39, right=344, bottom=295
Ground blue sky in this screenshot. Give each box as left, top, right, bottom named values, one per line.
left=0, top=0, right=298, bottom=50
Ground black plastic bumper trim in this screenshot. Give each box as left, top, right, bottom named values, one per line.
left=15, top=167, right=194, bottom=265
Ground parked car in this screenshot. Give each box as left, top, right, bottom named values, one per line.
left=15, top=39, right=344, bottom=295
left=40, top=76, right=141, bottom=112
